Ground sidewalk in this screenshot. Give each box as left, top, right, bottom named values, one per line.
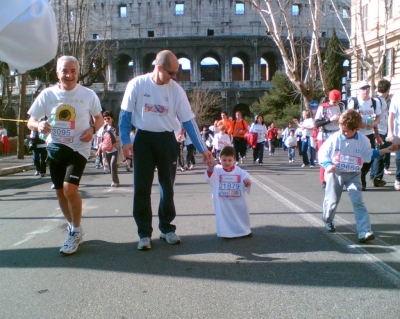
left=0, top=153, right=35, bottom=176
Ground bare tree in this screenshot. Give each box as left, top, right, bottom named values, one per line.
left=248, top=0, right=332, bottom=107
left=187, top=88, right=223, bottom=128
left=51, top=0, right=117, bottom=97
left=329, top=0, right=390, bottom=92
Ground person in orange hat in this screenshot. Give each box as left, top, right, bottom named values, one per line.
left=314, top=89, right=343, bottom=188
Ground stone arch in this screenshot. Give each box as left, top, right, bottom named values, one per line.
left=231, top=51, right=250, bottom=81
left=176, top=53, right=191, bottom=81
left=260, top=52, right=279, bottom=81
left=200, top=52, right=221, bottom=81
left=143, top=52, right=157, bottom=74
left=115, top=54, right=134, bottom=82
left=232, top=103, right=251, bottom=119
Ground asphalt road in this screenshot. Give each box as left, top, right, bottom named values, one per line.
left=1, top=150, right=399, bottom=318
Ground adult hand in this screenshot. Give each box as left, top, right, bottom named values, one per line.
left=330, top=114, right=340, bottom=122
left=38, top=120, right=51, bottom=134
left=79, top=127, right=94, bottom=143
left=375, top=134, right=383, bottom=146
left=202, top=150, right=215, bottom=167
left=123, top=143, right=133, bottom=159
left=386, top=132, right=394, bottom=142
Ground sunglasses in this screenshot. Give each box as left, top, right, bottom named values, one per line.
left=162, top=66, right=179, bottom=76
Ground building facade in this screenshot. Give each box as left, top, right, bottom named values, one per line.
left=350, top=0, right=400, bottom=95
left=51, top=0, right=351, bottom=118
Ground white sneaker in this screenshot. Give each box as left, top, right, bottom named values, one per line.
left=111, top=182, right=119, bottom=187
left=60, top=231, right=84, bottom=254
left=384, top=168, right=392, bottom=175
left=395, top=180, right=400, bottom=191
left=160, top=232, right=181, bottom=244
left=358, top=230, right=375, bottom=243
left=138, top=237, right=151, bottom=250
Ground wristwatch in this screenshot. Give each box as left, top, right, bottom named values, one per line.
left=91, top=125, right=96, bottom=134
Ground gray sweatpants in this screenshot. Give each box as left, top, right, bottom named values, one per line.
left=322, top=170, right=371, bottom=235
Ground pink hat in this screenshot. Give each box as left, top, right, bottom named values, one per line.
left=328, top=89, right=341, bottom=101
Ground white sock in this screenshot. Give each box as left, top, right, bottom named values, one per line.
left=72, top=226, right=82, bottom=234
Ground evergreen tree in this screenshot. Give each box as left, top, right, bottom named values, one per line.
left=250, top=71, right=301, bottom=127
left=324, top=28, right=344, bottom=93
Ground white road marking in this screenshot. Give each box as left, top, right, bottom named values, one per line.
left=251, top=174, right=400, bottom=287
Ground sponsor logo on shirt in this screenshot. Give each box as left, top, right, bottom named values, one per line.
left=144, top=103, right=169, bottom=115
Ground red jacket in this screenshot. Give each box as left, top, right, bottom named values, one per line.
left=267, top=128, right=278, bottom=140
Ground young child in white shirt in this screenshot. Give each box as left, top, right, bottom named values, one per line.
left=205, top=146, right=252, bottom=238
left=318, top=110, right=392, bottom=242
left=212, top=125, right=231, bottom=164
left=284, top=129, right=297, bottom=163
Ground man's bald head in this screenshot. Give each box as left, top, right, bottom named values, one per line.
left=156, top=50, right=178, bottom=68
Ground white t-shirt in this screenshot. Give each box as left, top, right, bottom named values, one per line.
left=314, top=104, right=341, bottom=140
left=205, top=165, right=251, bottom=238
left=348, top=97, right=381, bottom=136
left=1, top=128, right=7, bottom=137
left=318, top=131, right=373, bottom=173
left=27, top=84, right=102, bottom=159
left=212, top=133, right=231, bottom=150
left=249, top=123, right=267, bottom=143
left=389, top=93, right=400, bottom=137
left=120, top=73, right=195, bottom=132
left=301, top=118, right=314, bottom=137
left=375, top=96, right=388, bottom=135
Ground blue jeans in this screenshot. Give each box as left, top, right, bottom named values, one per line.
left=253, top=141, right=265, bottom=163
left=288, top=147, right=295, bottom=161
left=301, top=136, right=315, bottom=165
left=133, top=130, right=179, bottom=238
left=323, top=171, right=371, bottom=235
left=396, top=149, right=400, bottom=182
left=370, top=134, right=391, bottom=181
left=32, top=146, right=47, bottom=174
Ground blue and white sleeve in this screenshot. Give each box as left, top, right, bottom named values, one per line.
left=183, top=118, right=207, bottom=153
left=119, top=110, right=132, bottom=146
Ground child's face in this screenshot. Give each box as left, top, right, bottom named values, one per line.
left=339, top=124, right=359, bottom=139
left=289, top=131, right=294, bottom=136
left=220, top=129, right=226, bottom=134
left=219, top=155, right=235, bottom=170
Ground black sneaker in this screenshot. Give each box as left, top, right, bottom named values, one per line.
left=325, top=222, right=336, bottom=233
left=373, top=179, right=386, bottom=187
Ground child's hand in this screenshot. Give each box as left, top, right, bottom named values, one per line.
left=207, top=157, right=215, bottom=168
left=326, top=164, right=336, bottom=173
left=243, top=178, right=251, bottom=187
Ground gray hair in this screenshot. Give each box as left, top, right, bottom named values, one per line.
left=57, top=56, right=80, bottom=73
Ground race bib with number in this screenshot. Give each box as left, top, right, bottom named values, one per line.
left=218, top=175, right=242, bottom=198
left=334, top=152, right=362, bottom=172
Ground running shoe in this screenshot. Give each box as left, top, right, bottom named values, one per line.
left=325, top=222, right=336, bottom=233
left=373, top=179, right=386, bottom=187
left=395, top=180, right=400, bottom=191
left=138, top=237, right=151, bottom=250
left=160, top=232, right=181, bottom=244
left=60, top=231, right=84, bottom=255
left=358, top=231, right=375, bottom=243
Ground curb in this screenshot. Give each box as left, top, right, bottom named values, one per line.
left=0, top=164, right=35, bottom=176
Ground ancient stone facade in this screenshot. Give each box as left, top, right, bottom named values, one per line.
left=50, top=0, right=351, bottom=118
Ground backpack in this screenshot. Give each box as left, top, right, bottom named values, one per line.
left=101, top=125, right=117, bottom=152
left=348, top=97, right=376, bottom=112
left=247, top=132, right=258, bottom=148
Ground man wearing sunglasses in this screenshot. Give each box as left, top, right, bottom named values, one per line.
left=120, top=50, right=215, bottom=250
